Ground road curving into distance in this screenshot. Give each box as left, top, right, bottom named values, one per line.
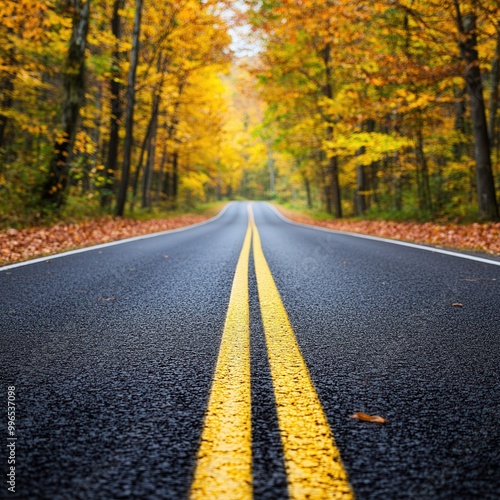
left=1, top=201, right=499, bottom=499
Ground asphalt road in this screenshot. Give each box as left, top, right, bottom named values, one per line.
left=1, top=202, right=499, bottom=499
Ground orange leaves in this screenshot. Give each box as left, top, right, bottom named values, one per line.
left=0, top=215, right=210, bottom=266
left=350, top=412, right=386, bottom=424
left=276, top=207, right=500, bottom=256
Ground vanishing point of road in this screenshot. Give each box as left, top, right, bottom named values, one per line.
left=1, top=202, right=499, bottom=499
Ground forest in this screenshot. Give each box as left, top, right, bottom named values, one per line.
left=0, top=0, right=499, bottom=227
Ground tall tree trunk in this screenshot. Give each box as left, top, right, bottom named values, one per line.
left=328, top=150, right=342, bottom=218
left=356, top=157, right=367, bottom=216
left=0, top=76, right=14, bottom=152
left=172, top=150, right=179, bottom=203
left=304, top=175, right=312, bottom=209
left=454, top=1, right=498, bottom=220
left=453, top=86, right=467, bottom=161
left=41, top=0, right=90, bottom=208
left=142, top=53, right=167, bottom=208
left=356, top=119, right=375, bottom=215
left=488, top=22, right=500, bottom=150
left=115, top=0, right=143, bottom=217
left=101, top=0, right=124, bottom=208
left=323, top=43, right=342, bottom=218
left=156, top=140, right=168, bottom=204
left=142, top=107, right=158, bottom=208
left=0, top=26, right=16, bottom=153
left=416, top=127, right=432, bottom=213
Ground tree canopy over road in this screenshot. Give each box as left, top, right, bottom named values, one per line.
left=0, top=0, right=499, bottom=224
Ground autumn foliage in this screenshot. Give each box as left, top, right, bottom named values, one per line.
left=1, top=205, right=498, bottom=267
left=0, top=214, right=210, bottom=266
left=276, top=206, right=500, bottom=255
left=247, top=0, right=500, bottom=221
left=0, top=0, right=499, bottom=229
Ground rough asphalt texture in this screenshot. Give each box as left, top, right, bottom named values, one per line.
left=1, top=202, right=499, bottom=499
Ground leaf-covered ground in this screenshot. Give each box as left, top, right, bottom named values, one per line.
left=0, top=214, right=210, bottom=266
left=275, top=206, right=500, bottom=256
left=1, top=205, right=499, bottom=266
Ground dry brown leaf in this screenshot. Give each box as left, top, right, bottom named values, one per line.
left=452, top=303, right=464, bottom=307
left=350, top=412, right=386, bottom=424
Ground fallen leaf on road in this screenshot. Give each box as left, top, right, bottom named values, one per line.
left=452, top=303, right=464, bottom=307
left=350, top=412, right=386, bottom=424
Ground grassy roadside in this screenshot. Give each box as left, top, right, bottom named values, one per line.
left=273, top=203, right=500, bottom=256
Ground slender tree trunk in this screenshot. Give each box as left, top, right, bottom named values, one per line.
left=453, top=86, right=467, bottom=161
left=328, top=152, right=342, bottom=218
left=370, top=162, right=379, bottom=207
left=323, top=43, right=342, bottom=218
left=130, top=119, right=153, bottom=212
left=318, top=150, right=332, bottom=214
left=0, top=76, right=14, bottom=151
left=356, top=119, right=375, bottom=215
left=101, top=0, right=124, bottom=208
left=305, top=176, right=312, bottom=209
left=416, top=128, right=432, bottom=213
left=454, top=1, right=498, bottom=220
left=156, top=140, right=168, bottom=204
left=163, top=168, right=171, bottom=198
left=141, top=53, right=168, bottom=208
left=488, top=22, right=500, bottom=150
left=41, top=0, right=90, bottom=208
left=142, top=108, right=158, bottom=208
left=172, top=150, right=179, bottom=203
left=356, top=156, right=367, bottom=215
left=0, top=26, right=16, bottom=153
left=115, top=0, right=143, bottom=217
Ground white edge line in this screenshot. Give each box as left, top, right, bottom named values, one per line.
left=265, top=203, right=500, bottom=267
left=0, top=203, right=233, bottom=272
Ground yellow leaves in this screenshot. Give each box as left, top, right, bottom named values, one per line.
left=324, top=131, right=411, bottom=166
left=20, top=123, right=47, bottom=136
left=73, top=131, right=95, bottom=155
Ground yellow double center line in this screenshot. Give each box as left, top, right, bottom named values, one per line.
left=190, top=205, right=353, bottom=499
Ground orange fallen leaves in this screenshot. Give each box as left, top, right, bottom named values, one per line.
left=276, top=207, right=500, bottom=256
left=0, top=214, right=210, bottom=266
left=350, top=412, right=387, bottom=424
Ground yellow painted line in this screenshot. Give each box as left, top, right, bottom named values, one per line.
left=190, top=215, right=253, bottom=500
left=250, top=206, right=354, bottom=499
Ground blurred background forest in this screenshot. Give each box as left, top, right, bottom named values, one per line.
left=0, top=0, right=499, bottom=229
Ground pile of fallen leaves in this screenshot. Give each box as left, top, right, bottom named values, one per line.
left=276, top=207, right=500, bottom=256
left=0, top=214, right=210, bottom=266
left=2, top=205, right=499, bottom=266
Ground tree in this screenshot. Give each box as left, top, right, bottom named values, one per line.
left=116, top=0, right=143, bottom=217
left=100, top=0, right=125, bottom=208
left=41, top=0, right=91, bottom=208
left=453, top=0, right=498, bottom=220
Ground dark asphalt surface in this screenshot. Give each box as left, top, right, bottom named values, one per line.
left=1, top=202, right=499, bottom=499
